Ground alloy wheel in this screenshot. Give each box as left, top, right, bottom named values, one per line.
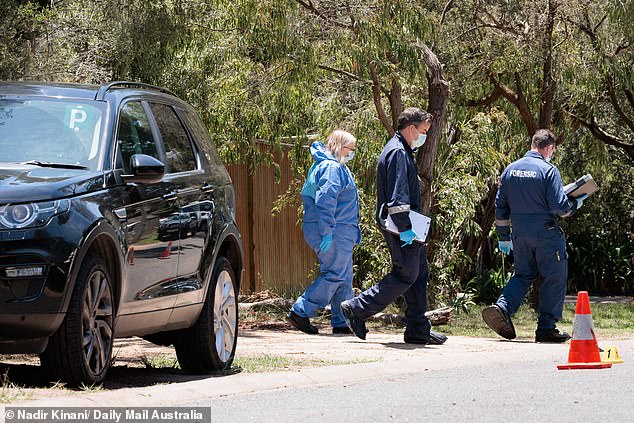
left=213, top=269, right=237, bottom=363
left=81, top=269, right=114, bottom=377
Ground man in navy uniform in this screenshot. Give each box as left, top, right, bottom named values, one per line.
left=482, top=129, right=587, bottom=343
left=341, top=107, right=446, bottom=345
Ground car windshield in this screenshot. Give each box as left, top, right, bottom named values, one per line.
left=0, top=98, right=105, bottom=170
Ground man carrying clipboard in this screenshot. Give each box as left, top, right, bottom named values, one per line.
left=341, top=107, right=447, bottom=345
left=482, top=129, right=590, bottom=343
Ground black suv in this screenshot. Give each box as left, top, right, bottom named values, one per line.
left=0, top=82, right=243, bottom=385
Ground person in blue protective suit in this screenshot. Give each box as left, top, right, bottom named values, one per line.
left=287, top=130, right=361, bottom=335
left=482, top=129, right=588, bottom=343
left=339, top=107, right=447, bottom=345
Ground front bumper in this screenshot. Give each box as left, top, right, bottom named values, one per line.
left=0, top=223, right=78, bottom=353
left=0, top=312, right=65, bottom=353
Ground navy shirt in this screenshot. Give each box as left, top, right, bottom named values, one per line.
left=495, top=150, right=574, bottom=240
left=376, top=132, right=421, bottom=232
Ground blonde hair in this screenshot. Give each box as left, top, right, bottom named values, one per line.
left=325, top=130, right=356, bottom=164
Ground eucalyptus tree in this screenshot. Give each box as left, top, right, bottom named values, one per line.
left=435, top=1, right=587, bottom=266
left=0, top=1, right=40, bottom=79
left=172, top=1, right=449, bottom=216
left=439, top=0, right=633, bottom=296
left=162, top=1, right=454, bottom=298
left=17, top=0, right=188, bottom=84
left=565, top=0, right=634, bottom=162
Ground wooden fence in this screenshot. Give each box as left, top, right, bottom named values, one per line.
left=226, top=144, right=317, bottom=297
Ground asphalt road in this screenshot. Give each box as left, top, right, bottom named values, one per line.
left=191, top=355, right=633, bottom=422
left=6, top=332, right=632, bottom=423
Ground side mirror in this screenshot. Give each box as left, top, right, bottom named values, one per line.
left=123, top=154, right=165, bottom=184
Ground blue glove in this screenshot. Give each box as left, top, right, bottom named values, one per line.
left=320, top=234, right=333, bottom=253
left=498, top=240, right=513, bottom=255
left=399, top=229, right=418, bottom=247
left=575, top=194, right=589, bottom=209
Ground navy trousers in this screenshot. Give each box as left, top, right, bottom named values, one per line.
left=348, top=230, right=431, bottom=336
left=496, top=221, right=568, bottom=330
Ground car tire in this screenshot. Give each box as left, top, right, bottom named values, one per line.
left=175, top=256, right=238, bottom=373
left=40, top=254, right=114, bottom=385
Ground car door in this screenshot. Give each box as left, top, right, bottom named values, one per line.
left=115, top=100, right=180, bottom=328
left=147, top=102, right=206, bottom=306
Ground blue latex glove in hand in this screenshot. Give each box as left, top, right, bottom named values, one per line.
left=399, top=229, right=418, bottom=247
left=575, top=193, right=589, bottom=209
left=498, top=240, right=513, bottom=255
left=320, top=234, right=333, bottom=253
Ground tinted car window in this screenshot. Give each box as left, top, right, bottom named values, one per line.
left=183, top=110, right=223, bottom=166
left=0, top=98, right=104, bottom=169
left=149, top=103, right=196, bottom=173
left=117, top=101, right=159, bottom=173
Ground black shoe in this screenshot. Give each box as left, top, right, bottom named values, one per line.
left=482, top=304, right=516, bottom=340
left=535, top=327, right=571, bottom=343
left=287, top=310, right=319, bottom=334
left=332, top=326, right=352, bottom=335
left=404, top=330, right=448, bottom=345
left=429, top=330, right=448, bottom=345
left=340, top=300, right=368, bottom=340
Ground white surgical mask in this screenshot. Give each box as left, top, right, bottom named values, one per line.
left=344, top=151, right=354, bottom=163
left=412, top=133, right=426, bottom=149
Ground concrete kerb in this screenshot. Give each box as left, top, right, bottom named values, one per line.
left=564, top=295, right=633, bottom=304
left=13, top=332, right=580, bottom=408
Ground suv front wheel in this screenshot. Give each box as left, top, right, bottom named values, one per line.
left=40, top=254, right=114, bottom=385
left=175, top=256, right=238, bottom=373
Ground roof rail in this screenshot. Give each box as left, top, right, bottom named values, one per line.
left=95, top=81, right=177, bottom=100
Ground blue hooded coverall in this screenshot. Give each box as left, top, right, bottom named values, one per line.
left=291, top=141, right=361, bottom=328
left=345, top=132, right=432, bottom=337
left=495, top=150, right=578, bottom=330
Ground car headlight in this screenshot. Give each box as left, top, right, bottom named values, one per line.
left=0, top=199, right=70, bottom=229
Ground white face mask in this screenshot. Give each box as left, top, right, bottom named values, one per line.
left=343, top=151, right=354, bottom=163
left=412, top=133, right=426, bottom=149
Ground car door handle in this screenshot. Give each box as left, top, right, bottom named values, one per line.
left=201, top=184, right=213, bottom=192
left=162, top=192, right=178, bottom=201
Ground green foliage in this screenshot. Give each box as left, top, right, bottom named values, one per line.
left=0, top=1, right=41, bottom=79
left=568, top=231, right=634, bottom=295
left=558, top=133, right=634, bottom=294
left=464, top=265, right=509, bottom=305
left=427, top=109, right=518, bottom=305
left=1, top=0, right=632, bottom=302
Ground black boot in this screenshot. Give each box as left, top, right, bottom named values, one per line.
left=535, top=327, right=570, bottom=343
left=404, top=330, right=448, bottom=345
left=482, top=304, right=516, bottom=340
left=286, top=310, right=319, bottom=334
left=340, top=300, right=368, bottom=340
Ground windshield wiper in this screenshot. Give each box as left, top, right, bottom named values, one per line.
left=21, top=160, right=88, bottom=170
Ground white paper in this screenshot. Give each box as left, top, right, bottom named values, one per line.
left=384, top=210, right=432, bottom=243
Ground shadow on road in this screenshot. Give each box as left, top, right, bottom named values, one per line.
left=0, top=360, right=242, bottom=391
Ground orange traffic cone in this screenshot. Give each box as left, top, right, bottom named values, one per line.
left=557, top=291, right=612, bottom=370
left=159, top=241, right=173, bottom=259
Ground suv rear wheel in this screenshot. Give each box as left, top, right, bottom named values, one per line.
left=40, top=254, right=114, bottom=385
left=175, top=256, right=238, bottom=373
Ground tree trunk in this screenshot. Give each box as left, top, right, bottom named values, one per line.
left=538, top=0, right=558, bottom=129
left=459, top=178, right=499, bottom=283
left=416, top=44, right=449, bottom=214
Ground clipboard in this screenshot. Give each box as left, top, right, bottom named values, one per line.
left=380, top=209, right=431, bottom=243
left=564, top=174, right=598, bottom=199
